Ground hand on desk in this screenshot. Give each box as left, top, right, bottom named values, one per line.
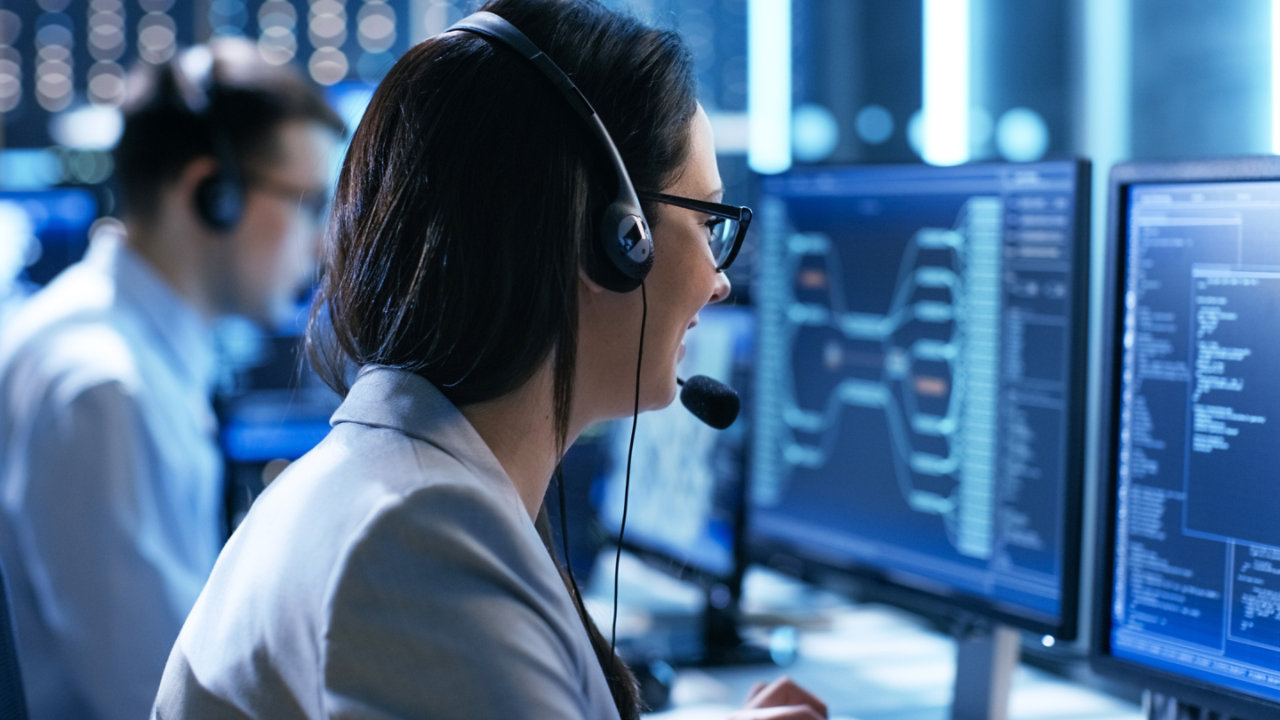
left=728, top=676, right=828, bottom=720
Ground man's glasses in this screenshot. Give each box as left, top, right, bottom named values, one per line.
left=247, top=173, right=330, bottom=224
left=638, top=191, right=752, bottom=272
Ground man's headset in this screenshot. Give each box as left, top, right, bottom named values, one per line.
left=168, top=46, right=245, bottom=233
left=446, top=11, right=653, bottom=294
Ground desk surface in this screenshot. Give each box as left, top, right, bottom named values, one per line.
left=586, top=555, right=1145, bottom=720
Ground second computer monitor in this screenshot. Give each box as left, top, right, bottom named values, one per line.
left=750, top=160, right=1090, bottom=638
left=1093, top=156, right=1280, bottom=717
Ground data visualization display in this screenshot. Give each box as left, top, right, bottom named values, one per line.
left=1100, top=161, right=1280, bottom=711
left=751, top=161, right=1089, bottom=634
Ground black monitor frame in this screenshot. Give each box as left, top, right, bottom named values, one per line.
left=1091, top=155, right=1280, bottom=719
left=747, top=158, right=1092, bottom=642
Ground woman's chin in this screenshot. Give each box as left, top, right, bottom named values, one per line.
left=639, top=375, right=679, bottom=414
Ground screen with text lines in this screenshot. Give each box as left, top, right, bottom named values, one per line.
left=1110, top=179, right=1280, bottom=703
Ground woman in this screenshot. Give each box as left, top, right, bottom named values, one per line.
left=153, top=0, right=826, bottom=717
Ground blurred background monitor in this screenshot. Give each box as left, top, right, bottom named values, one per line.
left=0, top=188, right=98, bottom=290
left=214, top=318, right=340, bottom=530
left=1093, top=156, right=1280, bottom=719
left=748, top=160, right=1091, bottom=712
left=592, top=303, right=764, bottom=667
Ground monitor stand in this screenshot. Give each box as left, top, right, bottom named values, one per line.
left=698, top=581, right=779, bottom=667
left=612, top=579, right=780, bottom=712
left=950, top=618, right=1021, bottom=720
left=1144, top=691, right=1232, bottom=720
left=605, top=574, right=779, bottom=670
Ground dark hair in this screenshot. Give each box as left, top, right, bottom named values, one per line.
left=113, top=37, right=345, bottom=221
left=309, top=0, right=697, bottom=716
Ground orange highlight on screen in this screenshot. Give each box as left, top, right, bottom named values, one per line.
left=914, top=375, right=949, bottom=397
left=798, top=269, right=827, bottom=289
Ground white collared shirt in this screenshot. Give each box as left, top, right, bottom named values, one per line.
left=0, top=230, right=223, bottom=720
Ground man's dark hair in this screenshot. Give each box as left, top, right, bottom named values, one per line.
left=113, top=37, right=345, bottom=221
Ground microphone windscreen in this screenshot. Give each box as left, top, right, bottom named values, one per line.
left=679, top=375, right=740, bottom=430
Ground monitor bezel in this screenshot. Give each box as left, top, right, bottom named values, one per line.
left=747, top=158, right=1092, bottom=640
left=1091, top=155, right=1280, bottom=717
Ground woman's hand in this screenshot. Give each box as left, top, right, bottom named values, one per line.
left=726, top=676, right=828, bottom=720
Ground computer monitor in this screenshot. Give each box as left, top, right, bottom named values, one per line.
left=214, top=323, right=340, bottom=530
left=593, top=303, right=762, bottom=666
left=216, top=335, right=337, bottom=465
left=1093, top=156, right=1280, bottom=719
left=0, top=188, right=99, bottom=288
left=749, top=160, right=1090, bottom=717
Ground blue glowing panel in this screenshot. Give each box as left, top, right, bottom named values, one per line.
left=751, top=161, right=1089, bottom=635
left=219, top=401, right=333, bottom=463
left=217, top=330, right=340, bottom=464
left=0, top=188, right=98, bottom=287
left=324, top=80, right=375, bottom=179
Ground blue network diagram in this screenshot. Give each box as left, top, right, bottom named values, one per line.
left=763, top=198, right=1003, bottom=558
left=751, top=163, right=1086, bottom=627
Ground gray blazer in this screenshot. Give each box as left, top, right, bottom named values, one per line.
left=153, top=366, right=621, bottom=719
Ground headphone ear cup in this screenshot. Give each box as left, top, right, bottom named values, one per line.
left=584, top=236, right=641, bottom=293
left=587, top=202, right=652, bottom=293
left=194, top=171, right=244, bottom=232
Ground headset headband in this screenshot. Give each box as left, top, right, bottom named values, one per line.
left=446, top=11, right=654, bottom=291
left=170, top=46, right=245, bottom=232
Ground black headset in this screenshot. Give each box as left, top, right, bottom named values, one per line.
left=446, top=11, right=654, bottom=293
left=168, top=47, right=245, bottom=233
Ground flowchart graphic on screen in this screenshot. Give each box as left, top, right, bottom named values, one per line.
left=776, top=197, right=1004, bottom=559
left=751, top=162, right=1088, bottom=632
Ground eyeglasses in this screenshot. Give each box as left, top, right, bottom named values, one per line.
left=247, top=173, right=330, bottom=224
left=638, top=191, right=752, bottom=272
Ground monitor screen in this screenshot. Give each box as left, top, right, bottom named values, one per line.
left=595, top=303, right=754, bottom=585
left=216, top=329, right=340, bottom=465
left=0, top=188, right=99, bottom=288
left=750, top=160, right=1089, bottom=637
left=1095, top=157, right=1280, bottom=715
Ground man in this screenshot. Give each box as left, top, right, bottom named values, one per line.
left=0, top=37, right=344, bottom=719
